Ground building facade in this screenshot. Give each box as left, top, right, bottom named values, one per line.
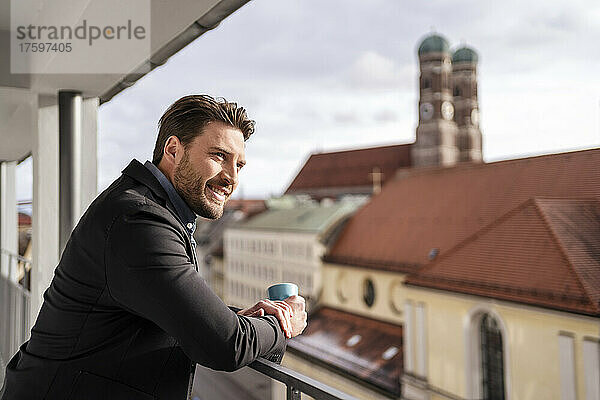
left=223, top=198, right=363, bottom=309
left=194, top=199, right=266, bottom=299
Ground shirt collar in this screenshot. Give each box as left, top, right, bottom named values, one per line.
left=144, top=160, right=197, bottom=236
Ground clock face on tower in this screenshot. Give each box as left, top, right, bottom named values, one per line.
left=420, top=102, right=434, bottom=121
left=441, top=101, right=454, bottom=121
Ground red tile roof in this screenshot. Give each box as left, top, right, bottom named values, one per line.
left=325, top=148, right=600, bottom=274
left=285, top=144, right=412, bottom=197
left=287, top=307, right=402, bottom=396
left=406, top=198, right=600, bottom=316
left=18, top=212, right=31, bottom=227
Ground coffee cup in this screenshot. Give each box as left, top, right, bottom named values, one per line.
left=267, top=283, right=298, bottom=301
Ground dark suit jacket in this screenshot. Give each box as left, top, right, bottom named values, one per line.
left=1, top=159, right=286, bottom=400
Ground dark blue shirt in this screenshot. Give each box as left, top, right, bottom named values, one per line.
left=144, top=161, right=197, bottom=239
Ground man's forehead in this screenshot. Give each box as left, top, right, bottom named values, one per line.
left=195, top=122, right=245, bottom=154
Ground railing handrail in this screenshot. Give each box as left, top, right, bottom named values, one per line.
left=0, top=248, right=31, bottom=296
left=249, top=357, right=359, bottom=400
left=0, top=248, right=32, bottom=265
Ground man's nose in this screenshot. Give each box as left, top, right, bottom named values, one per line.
left=221, top=161, right=238, bottom=186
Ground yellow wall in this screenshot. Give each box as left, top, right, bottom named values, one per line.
left=322, top=263, right=600, bottom=400
left=322, top=263, right=405, bottom=325
left=404, top=285, right=600, bottom=400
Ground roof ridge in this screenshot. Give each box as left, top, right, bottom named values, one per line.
left=309, top=142, right=411, bottom=156
left=533, top=198, right=600, bottom=312
left=411, top=197, right=538, bottom=279
left=486, top=146, right=600, bottom=164
left=534, top=197, right=599, bottom=202
left=393, top=147, right=600, bottom=182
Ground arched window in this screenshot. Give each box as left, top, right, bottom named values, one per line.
left=480, top=314, right=506, bottom=400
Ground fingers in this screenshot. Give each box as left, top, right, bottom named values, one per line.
left=284, top=295, right=306, bottom=312
left=273, top=300, right=293, bottom=315
left=236, top=303, right=260, bottom=316
left=256, top=299, right=293, bottom=338
left=297, top=310, right=308, bottom=334
left=249, top=308, right=264, bottom=317
left=238, top=298, right=304, bottom=339
left=286, top=295, right=305, bottom=305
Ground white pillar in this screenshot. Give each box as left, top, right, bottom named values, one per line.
left=0, top=161, right=18, bottom=281
left=31, top=99, right=59, bottom=322
left=30, top=96, right=98, bottom=323
left=80, top=97, right=98, bottom=210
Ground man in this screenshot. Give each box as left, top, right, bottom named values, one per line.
left=1, top=95, right=307, bottom=400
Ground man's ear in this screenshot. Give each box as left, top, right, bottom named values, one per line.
left=163, top=136, right=181, bottom=165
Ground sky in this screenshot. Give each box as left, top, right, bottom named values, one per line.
left=16, top=0, right=600, bottom=202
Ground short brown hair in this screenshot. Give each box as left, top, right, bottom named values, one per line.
left=152, top=94, right=255, bottom=164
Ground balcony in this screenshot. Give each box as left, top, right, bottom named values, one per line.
left=0, top=249, right=357, bottom=400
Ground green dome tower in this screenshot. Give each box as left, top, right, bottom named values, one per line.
left=412, top=34, right=460, bottom=168
left=451, top=46, right=482, bottom=163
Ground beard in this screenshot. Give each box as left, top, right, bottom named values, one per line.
left=173, top=151, right=226, bottom=219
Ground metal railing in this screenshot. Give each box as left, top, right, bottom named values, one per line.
left=249, top=357, right=358, bottom=400
left=0, top=249, right=32, bottom=374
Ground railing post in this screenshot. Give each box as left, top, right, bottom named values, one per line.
left=287, top=385, right=301, bottom=400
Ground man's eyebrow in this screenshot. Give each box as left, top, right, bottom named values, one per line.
left=209, top=146, right=232, bottom=155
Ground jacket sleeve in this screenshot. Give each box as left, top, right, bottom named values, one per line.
left=104, top=205, right=286, bottom=371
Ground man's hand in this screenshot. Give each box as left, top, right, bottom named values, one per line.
left=237, top=295, right=307, bottom=338
left=237, top=299, right=294, bottom=338
left=283, top=295, right=307, bottom=338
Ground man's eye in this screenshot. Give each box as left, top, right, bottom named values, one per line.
left=214, top=152, right=226, bottom=160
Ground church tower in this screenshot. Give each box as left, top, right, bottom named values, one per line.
left=412, top=34, right=460, bottom=167
left=452, top=46, right=483, bottom=162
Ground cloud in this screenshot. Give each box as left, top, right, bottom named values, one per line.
left=373, top=109, right=398, bottom=123
left=94, top=0, right=600, bottom=200
left=344, top=51, right=413, bottom=91
left=332, top=111, right=360, bottom=125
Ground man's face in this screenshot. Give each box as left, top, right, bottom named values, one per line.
left=173, top=121, right=246, bottom=219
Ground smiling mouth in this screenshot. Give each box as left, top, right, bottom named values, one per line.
left=206, top=183, right=231, bottom=203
